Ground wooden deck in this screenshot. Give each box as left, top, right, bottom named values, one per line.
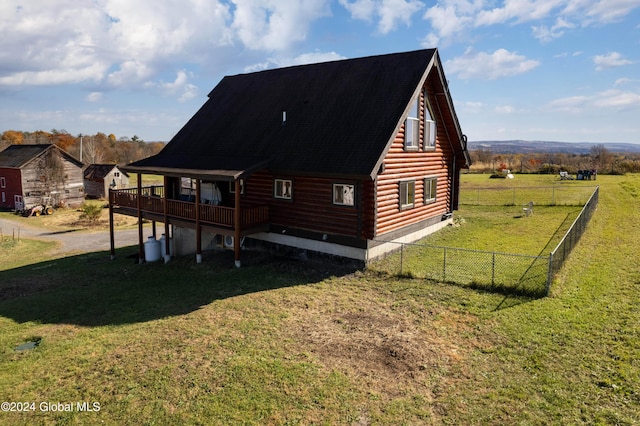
left=109, top=186, right=269, bottom=235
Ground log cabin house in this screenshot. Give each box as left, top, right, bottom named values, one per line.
left=109, top=49, right=470, bottom=266
left=0, top=144, right=84, bottom=211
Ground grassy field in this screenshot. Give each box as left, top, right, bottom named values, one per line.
left=0, top=174, right=638, bottom=424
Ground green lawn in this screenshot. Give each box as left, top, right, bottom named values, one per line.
left=0, top=174, right=638, bottom=424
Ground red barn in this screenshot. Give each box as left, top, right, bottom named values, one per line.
left=109, top=49, right=470, bottom=266
left=0, top=144, right=84, bottom=211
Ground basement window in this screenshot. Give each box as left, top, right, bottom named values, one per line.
left=399, top=180, right=415, bottom=210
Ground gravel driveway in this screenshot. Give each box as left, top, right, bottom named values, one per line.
left=0, top=216, right=149, bottom=256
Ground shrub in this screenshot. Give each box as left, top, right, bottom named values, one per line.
left=79, top=203, right=103, bottom=225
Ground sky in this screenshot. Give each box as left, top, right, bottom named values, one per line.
left=1, top=0, right=639, bottom=144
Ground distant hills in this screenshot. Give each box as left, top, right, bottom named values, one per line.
left=468, top=140, right=640, bottom=154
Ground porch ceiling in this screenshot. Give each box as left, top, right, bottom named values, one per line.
left=122, top=153, right=271, bottom=181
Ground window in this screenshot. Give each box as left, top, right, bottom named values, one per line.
left=274, top=179, right=292, bottom=199
left=424, top=104, right=436, bottom=150
left=114, top=172, right=120, bottom=178
left=424, top=177, right=437, bottom=204
left=404, top=96, right=420, bottom=150
left=0, top=177, right=5, bottom=188
left=399, top=180, right=415, bottom=210
left=229, top=179, right=245, bottom=194
left=1, top=192, right=5, bottom=203
left=333, top=184, right=355, bottom=206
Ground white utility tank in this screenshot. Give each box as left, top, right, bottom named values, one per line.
left=159, top=234, right=173, bottom=257
left=144, top=236, right=161, bottom=262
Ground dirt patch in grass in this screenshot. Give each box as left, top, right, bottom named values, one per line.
left=285, top=276, right=490, bottom=413
left=0, top=273, right=64, bottom=301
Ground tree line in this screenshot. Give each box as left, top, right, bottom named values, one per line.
left=470, top=144, right=640, bottom=175
left=0, top=129, right=165, bottom=166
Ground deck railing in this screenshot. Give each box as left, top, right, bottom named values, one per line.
left=110, top=187, right=269, bottom=229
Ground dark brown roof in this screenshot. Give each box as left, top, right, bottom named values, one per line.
left=127, top=49, right=467, bottom=180
left=0, top=144, right=83, bottom=168
left=84, top=164, right=129, bottom=180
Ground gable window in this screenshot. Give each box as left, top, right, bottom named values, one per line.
left=274, top=179, right=292, bottom=200
left=424, top=103, right=436, bottom=150
left=399, top=180, right=415, bottom=210
left=333, top=184, right=355, bottom=206
left=404, top=96, right=420, bottom=151
left=424, top=177, right=437, bottom=204
left=0, top=177, right=5, bottom=188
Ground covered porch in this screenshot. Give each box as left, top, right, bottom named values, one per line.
left=108, top=157, right=270, bottom=267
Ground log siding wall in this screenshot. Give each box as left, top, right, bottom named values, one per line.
left=375, top=84, right=453, bottom=237
left=243, top=171, right=366, bottom=239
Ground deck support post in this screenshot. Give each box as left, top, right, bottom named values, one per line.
left=163, top=176, right=171, bottom=263
left=137, top=173, right=144, bottom=264
left=195, top=179, right=202, bottom=263
left=108, top=188, right=115, bottom=260
left=234, top=179, right=241, bottom=268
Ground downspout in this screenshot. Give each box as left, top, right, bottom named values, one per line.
left=451, top=154, right=456, bottom=213
left=434, top=93, right=456, bottom=213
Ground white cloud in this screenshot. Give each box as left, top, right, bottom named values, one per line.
left=0, top=0, right=335, bottom=94
left=231, top=0, right=331, bottom=50
left=547, top=89, right=640, bottom=112
left=422, top=2, right=475, bottom=46
left=244, top=51, right=347, bottom=73
left=476, top=0, right=560, bottom=26
left=144, top=70, right=199, bottom=103
left=593, top=89, right=640, bottom=109
left=532, top=17, right=575, bottom=42
left=445, top=48, right=540, bottom=80
left=495, top=105, right=515, bottom=114
left=87, top=92, right=103, bottom=102
left=338, top=0, right=377, bottom=21
left=340, top=0, right=424, bottom=34
left=421, top=0, right=640, bottom=46
left=593, top=52, right=634, bottom=71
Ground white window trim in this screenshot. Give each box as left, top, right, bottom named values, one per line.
left=404, top=95, right=421, bottom=151
left=399, top=180, right=415, bottom=210
left=0, top=177, right=5, bottom=188
left=424, top=118, right=436, bottom=150
left=333, top=183, right=355, bottom=206
left=424, top=176, right=437, bottom=204
left=274, top=179, right=292, bottom=200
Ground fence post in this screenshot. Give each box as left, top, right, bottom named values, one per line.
left=400, top=243, right=404, bottom=276
left=492, top=252, right=496, bottom=285
left=443, top=247, right=447, bottom=282
left=546, top=253, right=553, bottom=296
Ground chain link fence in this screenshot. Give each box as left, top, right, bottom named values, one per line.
left=370, top=242, right=550, bottom=297
left=460, top=185, right=596, bottom=206
left=547, top=186, right=599, bottom=293
left=370, top=186, right=600, bottom=297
